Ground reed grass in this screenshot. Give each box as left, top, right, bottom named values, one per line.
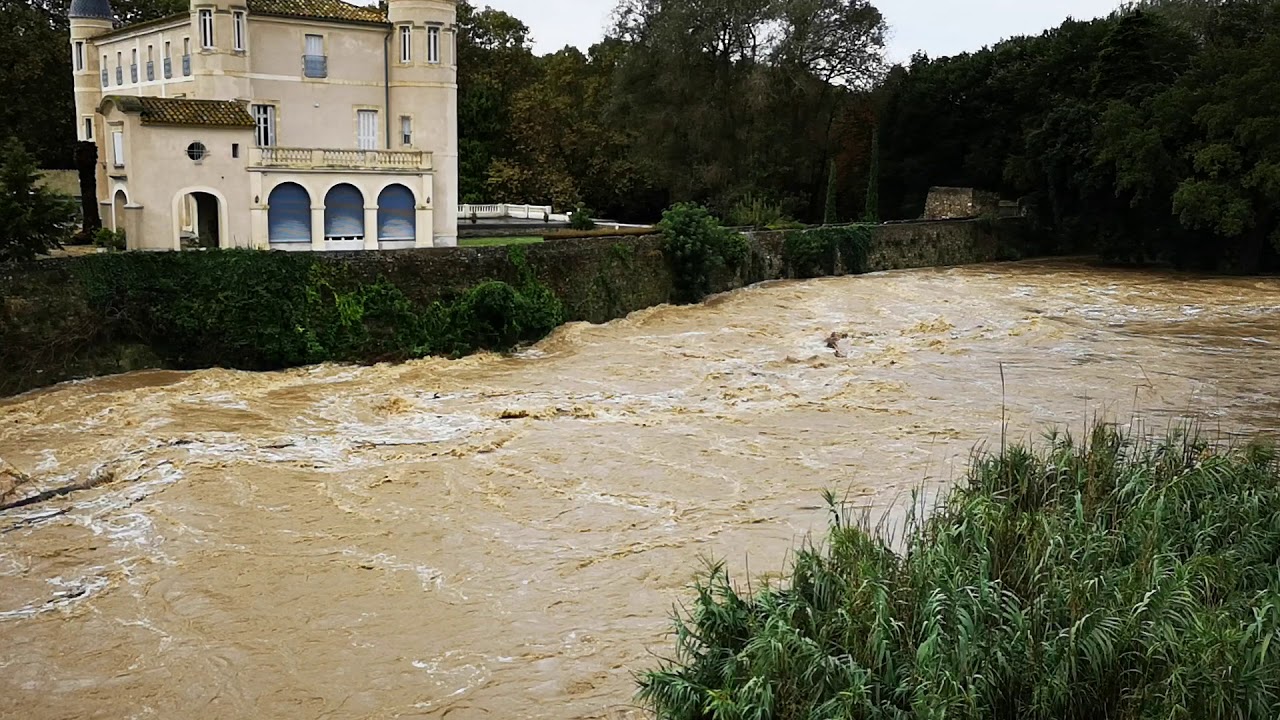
left=639, top=425, right=1280, bottom=719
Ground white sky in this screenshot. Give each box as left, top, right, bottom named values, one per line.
left=475, top=0, right=1129, bottom=62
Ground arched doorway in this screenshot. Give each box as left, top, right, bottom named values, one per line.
left=377, top=184, right=415, bottom=248
left=324, top=183, right=364, bottom=242
left=268, top=182, right=312, bottom=248
left=112, top=189, right=127, bottom=232
left=177, top=191, right=221, bottom=249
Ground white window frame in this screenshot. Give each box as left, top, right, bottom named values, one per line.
left=427, top=26, right=440, bottom=64
left=111, top=130, right=125, bottom=168
left=252, top=104, right=276, bottom=147
left=399, top=25, right=412, bottom=64
left=73, top=41, right=85, bottom=71
left=199, top=9, right=215, bottom=49
left=356, top=109, right=378, bottom=150
left=400, top=115, right=412, bottom=147
left=233, top=11, right=246, bottom=52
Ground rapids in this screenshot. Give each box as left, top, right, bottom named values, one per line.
left=2, top=260, right=1278, bottom=719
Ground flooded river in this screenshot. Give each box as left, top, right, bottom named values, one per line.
left=2, top=260, right=1278, bottom=719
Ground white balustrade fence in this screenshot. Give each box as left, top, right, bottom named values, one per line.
left=458, top=203, right=570, bottom=222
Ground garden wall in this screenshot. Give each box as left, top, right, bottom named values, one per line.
left=0, top=218, right=1028, bottom=397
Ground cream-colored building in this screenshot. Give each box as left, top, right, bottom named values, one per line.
left=69, top=0, right=458, bottom=250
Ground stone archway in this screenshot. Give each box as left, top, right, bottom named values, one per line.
left=112, top=189, right=127, bottom=233
left=177, top=191, right=221, bottom=249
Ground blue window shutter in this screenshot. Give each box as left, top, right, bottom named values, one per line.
left=377, top=184, right=415, bottom=241
left=267, top=183, right=311, bottom=243
left=324, top=184, right=365, bottom=238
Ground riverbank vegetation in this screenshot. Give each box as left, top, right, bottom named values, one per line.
left=640, top=426, right=1280, bottom=718
left=63, top=250, right=563, bottom=370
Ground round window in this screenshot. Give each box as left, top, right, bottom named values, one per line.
left=186, top=142, right=208, bottom=162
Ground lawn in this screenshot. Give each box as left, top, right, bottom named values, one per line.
left=458, top=236, right=544, bottom=247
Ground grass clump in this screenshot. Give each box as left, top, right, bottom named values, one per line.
left=640, top=426, right=1280, bottom=719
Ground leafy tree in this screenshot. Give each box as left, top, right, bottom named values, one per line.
left=0, top=138, right=72, bottom=262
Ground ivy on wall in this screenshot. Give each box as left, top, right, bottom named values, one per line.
left=782, top=225, right=873, bottom=278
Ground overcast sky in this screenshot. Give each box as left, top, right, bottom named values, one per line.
left=477, top=0, right=1128, bottom=62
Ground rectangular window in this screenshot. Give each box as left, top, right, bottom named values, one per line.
left=112, top=130, right=125, bottom=168
left=83, top=117, right=93, bottom=141
left=146, top=45, right=154, bottom=81
left=73, top=41, right=85, bottom=71
left=101, top=55, right=109, bottom=87
left=130, top=49, right=138, bottom=82
left=233, top=11, right=246, bottom=52
left=400, top=115, right=412, bottom=146
left=357, top=109, right=378, bottom=150
left=232, top=143, right=240, bottom=159
left=303, top=34, right=326, bottom=78
left=199, top=9, right=214, bottom=49
left=399, top=25, right=412, bottom=63
left=164, top=41, right=172, bottom=78
left=116, top=52, right=123, bottom=85
left=183, top=37, right=192, bottom=75
left=252, top=104, right=276, bottom=147
left=427, top=26, right=440, bottom=64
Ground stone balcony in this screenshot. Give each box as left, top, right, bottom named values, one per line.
left=250, top=147, right=433, bottom=172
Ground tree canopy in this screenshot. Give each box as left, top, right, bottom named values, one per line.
left=8, top=0, right=1278, bottom=271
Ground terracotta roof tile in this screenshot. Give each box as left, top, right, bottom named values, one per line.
left=247, top=0, right=387, bottom=24
left=102, top=96, right=256, bottom=128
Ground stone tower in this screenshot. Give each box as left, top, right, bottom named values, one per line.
left=387, top=0, right=459, bottom=246
left=68, top=0, right=114, bottom=143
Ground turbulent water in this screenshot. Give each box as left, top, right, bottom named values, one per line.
left=2, top=260, right=1279, bottom=719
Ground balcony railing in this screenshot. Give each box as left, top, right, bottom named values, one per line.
left=303, top=54, right=328, bottom=78
left=182, top=54, right=191, bottom=76
left=252, top=147, right=432, bottom=171
left=459, top=203, right=571, bottom=222
left=146, top=61, right=154, bottom=81
left=163, top=57, right=172, bottom=79
left=130, top=63, right=138, bottom=83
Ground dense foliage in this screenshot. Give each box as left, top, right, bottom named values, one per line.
left=783, top=225, right=872, bottom=278
left=455, top=0, right=886, bottom=223
left=72, top=250, right=564, bottom=369
left=879, top=0, right=1280, bottom=272
left=659, top=203, right=750, bottom=303
left=641, top=426, right=1280, bottom=719
left=12, top=0, right=1278, bottom=272
left=0, top=139, right=71, bottom=262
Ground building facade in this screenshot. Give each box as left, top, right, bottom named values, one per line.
left=69, top=0, right=459, bottom=251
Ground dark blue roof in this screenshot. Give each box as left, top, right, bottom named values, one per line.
left=68, top=0, right=114, bottom=20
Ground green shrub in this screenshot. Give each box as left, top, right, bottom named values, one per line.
left=94, top=227, right=126, bottom=251
left=569, top=205, right=597, bottom=231
left=640, top=426, right=1280, bottom=720
left=782, top=225, right=872, bottom=278
left=727, top=194, right=791, bottom=228
left=659, top=203, right=749, bottom=303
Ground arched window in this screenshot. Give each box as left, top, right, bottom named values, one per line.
left=267, top=182, right=311, bottom=244
left=377, top=184, right=415, bottom=244
left=324, top=183, right=364, bottom=240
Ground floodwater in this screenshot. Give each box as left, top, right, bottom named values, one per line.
left=2, top=260, right=1278, bottom=719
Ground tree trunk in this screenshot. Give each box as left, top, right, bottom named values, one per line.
left=75, top=141, right=101, bottom=236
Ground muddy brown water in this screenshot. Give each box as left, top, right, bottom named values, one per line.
left=2, top=260, right=1279, bottom=719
